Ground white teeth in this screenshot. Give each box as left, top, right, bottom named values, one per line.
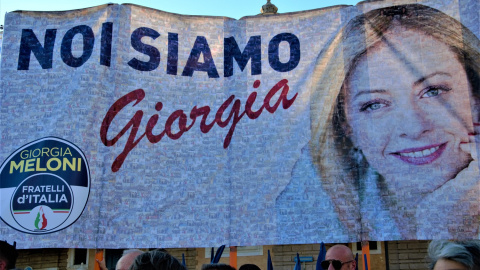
left=399, top=146, right=439, bottom=158
left=423, top=148, right=433, bottom=156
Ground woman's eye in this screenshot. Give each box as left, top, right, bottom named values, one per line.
left=360, top=101, right=386, bottom=112
left=421, top=85, right=451, bottom=98
left=424, top=89, right=440, bottom=97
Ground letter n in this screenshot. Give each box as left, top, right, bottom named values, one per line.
left=224, top=36, right=261, bottom=77
left=17, top=29, right=57, bottom=70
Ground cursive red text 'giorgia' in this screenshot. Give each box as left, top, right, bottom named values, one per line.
left=100, top=79, right=297, bottom=172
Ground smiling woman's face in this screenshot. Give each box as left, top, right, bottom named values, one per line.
left=344, top=27, right=475, bottom=194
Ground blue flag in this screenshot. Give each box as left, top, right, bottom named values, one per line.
left=268, top=250, right=273, bottom=270
left=363, top=254, right=368, bottom=270
left=315, top=242, right=326, bottom=270
left=294, top=253, right=301, bottom=270
left=212, top=245, right=226, bottom=263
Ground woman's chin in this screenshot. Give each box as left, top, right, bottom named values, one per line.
left=372, top=153, right=472, bottom=196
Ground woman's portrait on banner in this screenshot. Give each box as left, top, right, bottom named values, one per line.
left=314, top=3, right=480, bottom=238
left=278, top=3, right=480, bottom=241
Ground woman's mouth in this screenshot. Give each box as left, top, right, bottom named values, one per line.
left=391, top=143, right=447, bottom=165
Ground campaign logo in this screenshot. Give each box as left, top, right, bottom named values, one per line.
left=0, top=137, right=90, bottom=234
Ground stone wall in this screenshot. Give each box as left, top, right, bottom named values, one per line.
left=167, top=248, right=198, bottom=270
left=16, top=248, right=68, bottom=270
left=272, top=244, right=323, bottom=270
left=387, top=241, right=429, bottom=270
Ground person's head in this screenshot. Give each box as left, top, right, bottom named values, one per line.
left=321, top=245, right=356, bottom=270
left=202, top=263, right=236, bottom=270
left=238, top=264, right=261, bottom=270
left=238, top=264, right=260, bottom=270
left=117, top=249, right=144, bottom=270
left=0, top=241, right=18, bottom=270
left=428, top=240, right=480, bottom=270
left=128, top=249, right=186, bottom=270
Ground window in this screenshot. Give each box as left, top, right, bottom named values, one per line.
left=67, top=248, right=89, bottom=270
left=352, top=241, right=382, bottom=255
left=105, top=249, right=124, bottom=270
left=74, top=249, right=87, bottom=265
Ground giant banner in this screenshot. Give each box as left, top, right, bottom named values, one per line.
left=1, top=0, right=480, bottom=248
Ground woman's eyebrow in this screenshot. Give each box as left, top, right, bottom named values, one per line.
left=352, top=89, right=387, bottom=100
left=413, top=71, right=451, bottom=86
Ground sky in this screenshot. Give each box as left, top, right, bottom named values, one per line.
left=0, top=0, right=363, bottom=26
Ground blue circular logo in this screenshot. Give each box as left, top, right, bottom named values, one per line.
left=0, top=137, right=90, bottom=234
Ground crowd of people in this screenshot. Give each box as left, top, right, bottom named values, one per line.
left=1, top=240, right=480, bottom=270
left=92, top=240, right=480, bottom=270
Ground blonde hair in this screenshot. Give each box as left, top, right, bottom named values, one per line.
left=309, top=4, right=480, bottom=236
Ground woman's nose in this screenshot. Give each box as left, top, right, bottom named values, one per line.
left=396, top=106, right=432, bottom=139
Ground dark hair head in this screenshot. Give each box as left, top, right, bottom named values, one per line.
left=202, top=263, right=236, bottom=270
left=428, top=240, right=480, bottom=270
left=239, top=264, right=261, bottom=270
left=0, top=240, right=18, bottom=269
left=129, top=249, right=186, bottom=270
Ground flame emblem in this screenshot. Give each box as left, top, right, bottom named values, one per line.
left=34, top=206, right=48, bottom=230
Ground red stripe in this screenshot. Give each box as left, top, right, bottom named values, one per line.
left=14, top=212, right=30, bottom=214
